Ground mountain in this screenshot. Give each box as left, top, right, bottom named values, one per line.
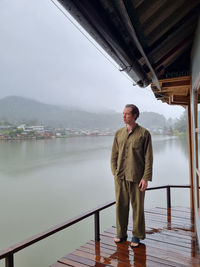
left=0, top=96, right=122, bottom=130
left=138, top=112, right=166, bottom=129
left=0, top=96, right=167, bottom=130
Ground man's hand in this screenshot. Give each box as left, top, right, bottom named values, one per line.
left=139, top=178, right=148, bottom=192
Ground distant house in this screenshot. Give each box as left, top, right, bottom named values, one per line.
left=0, top=125, right=15, bottom=132
left=18, top=124, right=44, bottom=133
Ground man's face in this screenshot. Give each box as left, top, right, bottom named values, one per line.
left=123, top=107, right=136, bottom=124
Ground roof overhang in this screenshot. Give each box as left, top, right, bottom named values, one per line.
left=151, top=76, right=191, bottom=106
left=57, top=0, right=200, bottom=105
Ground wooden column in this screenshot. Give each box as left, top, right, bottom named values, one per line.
left=188, top=87, right=194, bottom=213
left=194, top=89, right=199, bottom=209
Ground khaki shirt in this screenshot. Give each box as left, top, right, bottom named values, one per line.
left=111, top=124, right=153, bottom=182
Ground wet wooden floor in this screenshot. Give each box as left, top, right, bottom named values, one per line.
left=51, top=207, right=200, bottom=266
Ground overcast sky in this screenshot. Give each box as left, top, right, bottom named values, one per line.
left=0, top=0, right=184, bottom=119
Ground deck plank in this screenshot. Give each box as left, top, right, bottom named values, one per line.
left=60, top=253, right=107, bottom=266
left=50, top=207, right=200, bottom=267
left=51, top=263, right=69, bottom=267
left=103, top=229, right=194, bottom=249
left=99, top=235, right=196, bottom=263
left=79, top=242, right=176, bottom=266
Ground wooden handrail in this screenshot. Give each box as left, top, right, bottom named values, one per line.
left=0, top=200, right=115, bottom=259
left=146, top=185, right=190, bottom=190
left=0, top=184, right=191, bottom=266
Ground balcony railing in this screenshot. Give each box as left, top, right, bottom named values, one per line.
left=0, top=184, right=191, bottom=267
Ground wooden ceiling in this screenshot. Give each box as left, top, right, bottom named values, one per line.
left=58, top=0, right=200, bottom=105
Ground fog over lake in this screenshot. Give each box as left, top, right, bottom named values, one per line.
left=0, top=0, right=184, bottom=119
left=0, top=135, right=189, bottom=267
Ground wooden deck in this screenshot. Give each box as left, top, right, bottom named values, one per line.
left=51, top=207, right=200, bottom=267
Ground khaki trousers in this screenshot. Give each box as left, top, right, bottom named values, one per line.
left=114, top=177, right=145, bottom=239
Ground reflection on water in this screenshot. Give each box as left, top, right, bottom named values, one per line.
left=152, top=135, right=188, bottom=156
left=94, top=241, right=146, bottom=267
left=0, top=135, right=190, bottom=267
left=0, top=138, right=112, bottom=177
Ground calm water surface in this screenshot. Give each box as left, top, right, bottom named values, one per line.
left=0, top=135, right=189, bottom=267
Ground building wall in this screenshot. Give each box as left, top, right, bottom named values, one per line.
left=191, top=17, right=200, bottom=89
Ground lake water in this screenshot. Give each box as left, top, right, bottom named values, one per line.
left=0, top=135, right=189, bottom=267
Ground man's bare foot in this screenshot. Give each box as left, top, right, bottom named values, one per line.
left=130, top=237, right=140, bottom=248
left=114, top=236, right=127, bottom=243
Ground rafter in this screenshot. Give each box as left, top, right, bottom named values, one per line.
left=137, top=0, right=165, bottom=25
left=145, top=1, right=199, bottom=46
left=150, top=16, right=197, bottom=63
left=154, top=35, right=192, bottom=71
left=143, top=0, right=184, bottom=37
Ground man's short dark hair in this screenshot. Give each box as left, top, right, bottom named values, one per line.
left=125, top=104, right=140, bottom=120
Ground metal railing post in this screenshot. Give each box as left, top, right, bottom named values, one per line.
left=5, top=254, right=14, bottom=267
left=166, top=186, right=171, bottom=209
left=94, top=211, right=100, bottom=241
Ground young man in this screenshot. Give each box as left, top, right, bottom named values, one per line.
left=111, top=104, right=153, bottom=247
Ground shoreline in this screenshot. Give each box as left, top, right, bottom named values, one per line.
left=0, top=133, right=183, bottom=142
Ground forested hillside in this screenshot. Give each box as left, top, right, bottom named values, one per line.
left=0, top=96, right=179, bottom=131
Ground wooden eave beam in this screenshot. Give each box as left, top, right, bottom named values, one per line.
left=169, top=102, right=187, bottom=106
left=113, top=0, right=160, bottom=88
left=168, top=95, right=189, bottom=106
left=151, top=76, right=191, bottom=106
left=171, top=95, right=189, bottom=103
left=161, top=81, right=190, bottom=87
left=154, top=93, right=169, bottom=102
left=158, top=76, right=190, bottom=83
left=160, top=89, right=189, bottom=96
left=152, top=75, right=190, bottom=88
left=124, top=0, right=148, bottom=52
left=153, top=90, right=190, bottom=105
left=160, top=86, right=189, bottom=91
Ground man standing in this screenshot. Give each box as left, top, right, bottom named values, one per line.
left=111, top=104, right=153, bottom=247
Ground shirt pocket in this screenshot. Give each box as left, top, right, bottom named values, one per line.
left=132, top=138, right=142, bottom=149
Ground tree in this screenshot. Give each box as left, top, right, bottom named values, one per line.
left=174, top=110, right=187, bottom=133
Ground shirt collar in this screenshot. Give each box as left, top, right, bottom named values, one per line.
left=126, top=123, right=138, bottom=134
